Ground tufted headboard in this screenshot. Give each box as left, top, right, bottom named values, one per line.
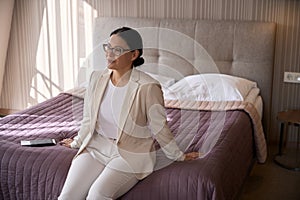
left=92, top=17, right=276, bottom=135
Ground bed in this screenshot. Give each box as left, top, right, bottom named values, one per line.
left=0, top=17, right=276, bottom=200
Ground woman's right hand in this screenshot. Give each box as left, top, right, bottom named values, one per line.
left=59, top=138, right=74, bottom=148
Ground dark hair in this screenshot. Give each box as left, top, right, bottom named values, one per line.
left=110, top=27, right=144, bottom=67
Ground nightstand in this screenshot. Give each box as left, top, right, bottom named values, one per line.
left=274, top=110, right=300, bottom=171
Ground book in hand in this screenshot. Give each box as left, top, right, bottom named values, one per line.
left=21, top=139, right=57, bottom=147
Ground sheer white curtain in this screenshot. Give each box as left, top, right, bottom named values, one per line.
left=31, top=0, right=97, bottom=104
left=0, top=0, right=15, bottom=97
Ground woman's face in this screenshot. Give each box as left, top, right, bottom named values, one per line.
left=105, top=34, right=138, bottom=72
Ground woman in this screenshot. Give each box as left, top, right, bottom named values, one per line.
left=59, top=27, right=199, bottom=200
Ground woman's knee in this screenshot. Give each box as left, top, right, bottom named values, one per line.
left=86, top=169, right=138, bottom=200
left=58, top=193, right=86, bottom=200
left=86, top=186, right=113, bottom=200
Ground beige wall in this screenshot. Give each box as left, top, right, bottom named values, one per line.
left=0, top=0, right=14, bottom=96
left=1, top=0, right=300, bottom=142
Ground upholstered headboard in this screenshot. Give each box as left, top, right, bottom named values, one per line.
left=92, top=17, right=276, bottom=134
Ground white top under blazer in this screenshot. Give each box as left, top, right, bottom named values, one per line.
left=95, top=80, right=128, bottom=140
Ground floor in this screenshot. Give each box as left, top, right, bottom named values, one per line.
left=239, top=144, right=300, bottom=200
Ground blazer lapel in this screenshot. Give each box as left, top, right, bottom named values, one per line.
left=117, top=69, right=140, bottom=141
left=91, top=70, right=111, bottom=126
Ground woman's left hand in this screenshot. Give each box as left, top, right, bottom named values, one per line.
left=184, top=152, right=201, bottom=161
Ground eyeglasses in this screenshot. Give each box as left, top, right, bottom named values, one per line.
left=103, top=43, right=131, bottom=56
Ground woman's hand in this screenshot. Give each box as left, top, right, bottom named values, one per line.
left=184, top=152, right=201, bottom=161
left=59, top=138, right=74, bottom=148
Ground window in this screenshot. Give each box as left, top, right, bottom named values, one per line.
left=30, top=0, right=97, bottom=104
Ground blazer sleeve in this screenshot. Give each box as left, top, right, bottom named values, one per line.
left=70, top=72, right=95, bottom=149
left=145, top=83, right=185, bottom=161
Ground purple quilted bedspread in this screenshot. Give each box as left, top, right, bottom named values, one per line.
left=0, top=93, right=255, bottom=200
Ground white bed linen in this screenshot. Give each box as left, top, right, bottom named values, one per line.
left=162, top=74, right=257, bottom=102
left=244, top=87, right=263, bottom=120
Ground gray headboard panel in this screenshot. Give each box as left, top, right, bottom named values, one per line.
left=93, top=17, right=276, bottom=134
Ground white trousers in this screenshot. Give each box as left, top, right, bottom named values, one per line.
left=58, top=150, right=138, bottom=200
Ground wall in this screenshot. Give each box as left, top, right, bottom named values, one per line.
left=1, top=0, right=299, bottom=142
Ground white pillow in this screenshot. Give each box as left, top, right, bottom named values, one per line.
left=145, top=72, right=176, bottom=88
left=163, top=73, right=257, bottom=101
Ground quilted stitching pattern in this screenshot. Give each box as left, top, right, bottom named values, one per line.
left=0, top=93, right=83, bottom=200
left=165, top=99, right=267, bottom=163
